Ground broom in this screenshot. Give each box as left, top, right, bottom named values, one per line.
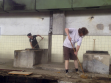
left=70, top=41, right=88, bottom=79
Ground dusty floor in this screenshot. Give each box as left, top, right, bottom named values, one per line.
left=0, top=58, right=111, bottom=83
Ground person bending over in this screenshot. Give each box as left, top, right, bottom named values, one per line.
left=63, top=27, right=89, bottom=77
left=27, top=33, right=43, bottom=49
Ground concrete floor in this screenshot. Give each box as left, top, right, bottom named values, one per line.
left=0, top=58, right=111, bottom=83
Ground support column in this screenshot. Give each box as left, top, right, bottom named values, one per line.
left=48, top=11, right=53, bottom=63
left=51, top=11, right=65, bottom=63
left=52, top=11, right=65, bottom=35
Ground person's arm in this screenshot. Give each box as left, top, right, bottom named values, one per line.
left=30, top=42, right=34, bottom=49
left=74, top=45, right=80, bottom=56
left=74, top=38, right=82, bottom=56
left=36, top=35, right=44, bottom=39
left=65, top=28, right=72, bottom=41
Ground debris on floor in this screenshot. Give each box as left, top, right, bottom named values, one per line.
left=8, top=71, right=33, bottom=76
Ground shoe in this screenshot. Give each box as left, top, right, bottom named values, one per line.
left=65, top=73, right=71, bottom=78
left=76, top=71, right=80, bottom=75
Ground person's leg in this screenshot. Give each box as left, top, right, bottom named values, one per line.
left=74, top=60, right=78, bottom=72
left=63, top=46, right=71, bottom=77
left=70, top=48, right=79, bottom=73
left=65, top=60, right=69, bottom=73
left=64, top=46, right=70, bottom=73
left=65, top=60, right=71, bottom=77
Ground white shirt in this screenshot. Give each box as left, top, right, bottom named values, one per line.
left=63, top=28, right=82, bottom=48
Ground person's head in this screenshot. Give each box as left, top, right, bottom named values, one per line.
left=27, top=33, right=32, bottom=38
left=78, top=27, right=89, bottom=37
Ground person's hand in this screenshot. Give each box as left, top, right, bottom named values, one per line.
left=74, top=51, right=78, bottom=56
left=68, top=36, right=72, bottom=42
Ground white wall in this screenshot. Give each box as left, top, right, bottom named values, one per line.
left=0, top=12, right=50, bottom=35
left=66, top=9, right=111, bottom=36
left=65, top=10, right=111, bottom=63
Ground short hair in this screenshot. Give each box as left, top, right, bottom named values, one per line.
left=78, top=27, right=89, bottom=36
left=27, top=33, right=32, bottom=36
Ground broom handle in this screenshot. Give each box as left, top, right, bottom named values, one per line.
left=70, top=41, right=85, bottom=74
left=34, top=38, right=44, bottom=48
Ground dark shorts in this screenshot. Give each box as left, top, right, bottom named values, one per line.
left=63, top=46, right=77, bottom=60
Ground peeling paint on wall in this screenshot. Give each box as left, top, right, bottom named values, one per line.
left=109, top=24, right=111, bottom=30
left=96, top=24, right=104, bottom=30
left=89, top=16, right=94, bottom=21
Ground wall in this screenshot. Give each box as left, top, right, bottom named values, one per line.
left=51, top=35, right=64, bottom=62
left=65, top=10, right=111, bottom=63
left=0, top=10, right=111, bottom=64
left=66, top=9, right=111, bottom=36
left=51, top=35, right=111, bottom=64
left=0, top=12, right=49, bottom=59
left=0, top=12, right=50, bottom=35
left=76, top=36, right=111, bottom=64
left=51, top=9, right=111, bottom=63
left=0, top=36, right=48, bottom=59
